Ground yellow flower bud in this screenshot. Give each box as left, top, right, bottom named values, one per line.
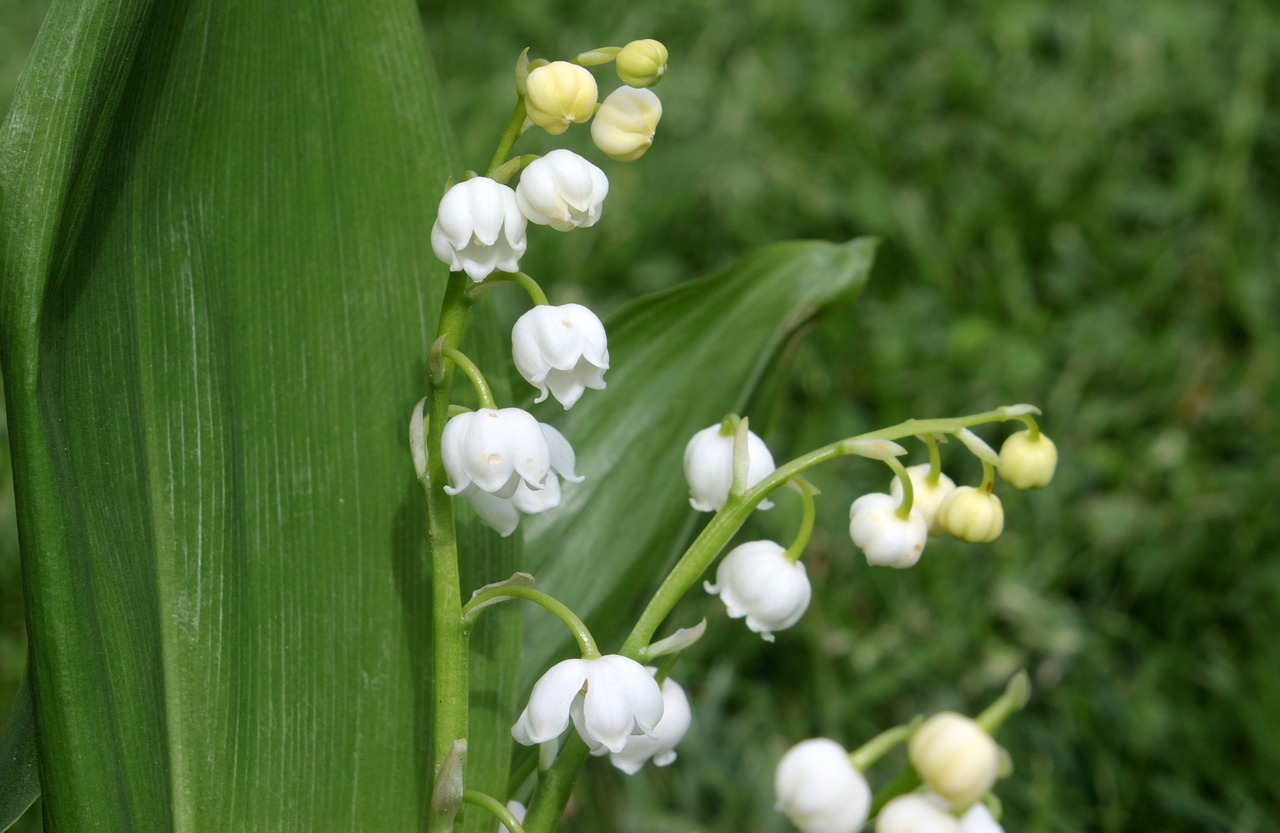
left=616, top=39, right=668, bottom=88
left=591, top=87, right=662, bottom=162
left=908, top=712, right=999, bottom=807
left=998, top=430, right=1058, bottom=489
left=524, top=61, right=598, bottom=135
left=935, top=486, right=1004, bottom=543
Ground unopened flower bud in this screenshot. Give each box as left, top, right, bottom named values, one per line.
left=876, top=794, right=959, bottom=833
left=849, top=493, right=929, bottom=568
left=998, top=430, right=1058, bottom=489
left=705, top=540, right=811, bottom=641
left=908, top=712, right=1000, bottom=807
left=591, top=86, right=662, bottom=161
left=616, top=39, right=668, bottom=88
left=525, top=61, right=598, bottom=135
left=890, top=464, right=957, bottom=536
left=935, top=487, right=1004, bottom=543
left=775, top=738, right=871, bottom=833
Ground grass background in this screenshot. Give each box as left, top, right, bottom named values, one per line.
left=3, top=0, right=1279, bottom=830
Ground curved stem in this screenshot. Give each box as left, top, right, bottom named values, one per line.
left=885, top=456, right=914, bottom=520
left=462, top=584, right=600, bottom=658
left=977, top=670, right=1031, bottom=734
left=441, top=345, right=496, bottom=409
left=463, top=790, right=526, bottom=833
left=849, top=720, right=919, bottom=772
left=1015, top=414, right=1042, bottom=440
left=923, top=433, right=943, bottom=486
left=487, top=98, right=529, bottom=177
left=470, top=270, right=549, bottom=307
left=979, top=458, right=997, bottom=493
left=782, top=479, right=817, bottom=564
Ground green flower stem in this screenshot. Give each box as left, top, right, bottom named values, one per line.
left=782, top=479, right=817, bottom=564
left=869, top=766, right=923, bottom=818
left=849, top=721, right=919, bottom=772
left=469, top=271, right=549, bottom=307
left=487, top=98, right=529, bottom=178
left=489, top=153, right=541, bottom=186
left=424, top=273, right=473, bottom=833
left=462, top=584, right=600, bottom=658
left=923, top=433, right=943, bottom=485
left=1014, top=414, right=1042, bottom=439
left=885, top=456, right=914, bottom=520
left=462, top=790, right=526, bottom=833
left=521, top=736, right=592, bottom=833
left=979, top=458, right=997, bottom=492
left=977, top=670, right=1031, bottom=734
left=524, top=405, right=1036, bottom=832
left=440, top=345, right=496, bottom=409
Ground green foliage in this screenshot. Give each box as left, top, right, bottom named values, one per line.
left=3, top=0, right=1279, bottom=831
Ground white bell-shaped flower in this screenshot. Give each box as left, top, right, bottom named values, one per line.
left=591, top=86, right=663, bottom=161
left=876, top=794, right=960, bottom=833
left=889, top=464, right=957, bottom=536
left=959, top=803, right=1004, bottom=833
left=774, top=738, right=871, bottom=833
left=446, top=419, right=582, bottom=537
left=683, top=423, right=776, bottom=512
left=515, top=149, right=609, bottom=231
left=908, top=712, right=1000, bottom=807
left=705, top=540, right=811, bottom=641
left=606, top=671, right=691, bottom=774
left=431, top=177, right=528, bottom=282
left=512, top=654, right=664, bottom=754
left=849, top=493, right=929, bottom=568
left=511, top=303, right=609, bottom=409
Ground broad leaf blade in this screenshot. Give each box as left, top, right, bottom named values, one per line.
left=0, top=1, right=516, bottom=831
left=0, top=673, right=38, bottom=831
left=522, top=238, right=876, bottom=677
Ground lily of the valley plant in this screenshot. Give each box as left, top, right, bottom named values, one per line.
left=414, top=40, right=1058, bottom=833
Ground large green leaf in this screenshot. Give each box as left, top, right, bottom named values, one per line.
left=520, top=238, right=875, bottom=679
left=0, top=1, right=518, bottom=830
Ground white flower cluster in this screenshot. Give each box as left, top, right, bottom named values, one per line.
left=431, top=44, right=666, bottom=285
left=776, top=714, right=1005, bottom=833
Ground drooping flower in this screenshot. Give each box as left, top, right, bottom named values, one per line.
left=875, top=794, right=960, bottom=833
left=606, top=671, right=691, bottom=774
left=513, top=654, right=664, bottom=754
left=889, top=463, right=958, bottom=536
left=591, top=86, right=663, bottom=162
left=511, top=303, right=609, bottom=409
left=998, top=430, right=1058, bottom=489
left=705, top=540, right=811, bottom=641
left=515, top=149, right=609, bottom=231
left=908, top=712, right=1000, bottom=807
left=430, top=177, right=527, bottom=281
left=441, top=411, right=582, bottom=535
left=935, top=487, right=1004, bottom=543
left=774, top=738, right=871, bottom=833
left=524, top=61, right=598, bottom=135
left=959, top=802, right=1004, bottom=833
left=848, top=493, right=929, bottom=568
left=683, top=423, right=776, bottom=512
left=616, top=39, right=668, bottom=88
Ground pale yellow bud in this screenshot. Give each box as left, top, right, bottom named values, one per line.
left=998, top=430, right=1058, bottom=489
left=616, top=39, right=668, bottom=88
left=935, top=486, right=1004, bottom=543
left=525, top=61, right=598, bottom=135
left=591, top=87, right=662, bottom=162
left=908, top=712, right=999, bottom=807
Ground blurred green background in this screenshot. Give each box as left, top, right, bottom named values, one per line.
left=3, top=0, right=1278, bottom=831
